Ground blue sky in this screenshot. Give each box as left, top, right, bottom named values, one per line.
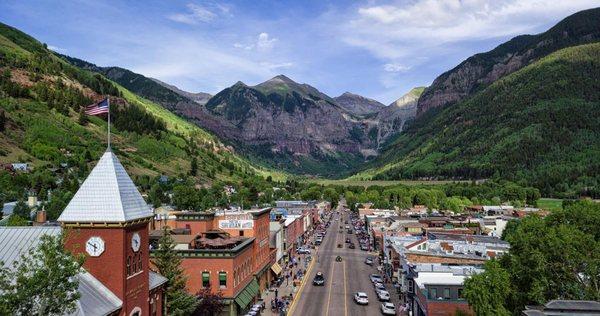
left=1, top=0, right=599, bottom=104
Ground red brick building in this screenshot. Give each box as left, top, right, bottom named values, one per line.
left=55, top=150, right=167, bottom=316
left=152, top=208, right=274, bottom=315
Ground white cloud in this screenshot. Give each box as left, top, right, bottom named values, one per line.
left=234, top=32, right=278, bottom=52
left=47, top=45, right=66, bottom=53
left=383, top=63, right=410, bottom=72
left=338, top=0, right=600, bottom=60
left=260, top=61, right=294, bottom=70
left=256, top=32, right=277, bottom=51
left=168, top=2, right=231, bottom=25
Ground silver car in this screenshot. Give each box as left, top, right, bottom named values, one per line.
left=376, top=289, right=390, bottom=301
left=381, top=302, right=396, bottom=315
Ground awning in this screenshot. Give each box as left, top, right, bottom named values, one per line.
left=271, top=263, right=283, bottom=275
left=234, top=278, right=260, bottom=310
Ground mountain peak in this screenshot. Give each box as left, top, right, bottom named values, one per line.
left=334, top=92, right=384, bottom=116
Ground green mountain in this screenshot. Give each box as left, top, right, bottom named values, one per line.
left=0, top=22, right=274, bottom=183
left=354, top=42, right=600, bottom=198
left=417, top=7, right=600, bottom=116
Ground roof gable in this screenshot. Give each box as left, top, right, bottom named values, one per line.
left=58, top=151, right=152, bottom=223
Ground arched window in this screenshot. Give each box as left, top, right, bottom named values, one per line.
left=138, top=253, right=142, bottom=272
left=126, top=256, right=131, bottom=275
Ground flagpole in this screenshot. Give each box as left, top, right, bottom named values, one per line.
left=107, top=96, right=111, bottom=150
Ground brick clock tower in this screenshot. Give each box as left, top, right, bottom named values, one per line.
left=58, top=150, right=155, bottom=316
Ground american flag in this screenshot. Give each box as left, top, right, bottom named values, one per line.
left=85, top=98, right=109, bottom=116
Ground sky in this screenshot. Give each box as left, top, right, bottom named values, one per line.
left=1, top=0, right=599, bottom=104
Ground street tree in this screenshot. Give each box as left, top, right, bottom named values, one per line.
left=193, top=287, right=224, bottom=316
left=152, top=227, right=197, bottom=315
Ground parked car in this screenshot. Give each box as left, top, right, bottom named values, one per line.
left=313, top=272, right=325, bottom=286
left=297, top=247, right=311, bottom=254
left=354, top=292, right=369, bottom=305
left=381, top=302, right=396, bottom=315
left=374, top=282, right=386, bottom=291
left=345, top=238, right=351, bottom=243
left=365, top=257, right=373, bottom=265
left=360, top=244, right=369, bottom=251
left=370, top=274, right=384, bottom=284
left=376, top=289, right=390, bottom=301
left=348, top=243, right=355, bottom=249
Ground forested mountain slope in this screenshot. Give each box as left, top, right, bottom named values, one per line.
left=0, top=22, right=271, bottom=183
left=354, top=43, right=600, bottom=198
left=417, top=7, right=600, bottom=116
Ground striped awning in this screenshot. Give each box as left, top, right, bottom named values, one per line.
left=271, top=262, right=283, bottom=275
left=234, top=278, right=260, bottom=310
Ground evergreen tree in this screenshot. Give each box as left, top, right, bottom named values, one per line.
left=0, top=233, right=84, bottom=315
left=190, top=157, right=198, bottom=177
left=0, top=110, right=6, bottom=132
left=152, top=227, right=197, bottom=315
left=77, top=107, right=88, bottom=126
left=12, top=200, right=31, bottom=220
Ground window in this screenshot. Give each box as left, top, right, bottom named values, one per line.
left=202, top=272, right=210, bottom=288
left=443, top=288, right=451, bottom=299
left=239, top=230, right=244, bottom=236
left=219, top=272, right=227, bottom=288
left=408, top=280, right=414, bottom=293
left=429, top=288, right=437, bottom=299
left=458, top=288, right=464, bottom=299
left=126, top=256, right=131, bottom=276
left=138, top=254, right=143, bottom=272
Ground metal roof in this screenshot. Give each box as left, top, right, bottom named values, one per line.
left=0, top=227, right=123, bottom=316
left=58, top=150, right=153, bottom=223
left=0, top=226, right=61, bottom=266
left=149, top=271, right=168, bottom=291
left=71, top=271, right=122, bottom=316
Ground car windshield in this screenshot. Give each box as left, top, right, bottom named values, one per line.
left=358, top=293, right=367, bottom=298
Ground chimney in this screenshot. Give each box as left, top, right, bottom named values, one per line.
left=34, top=207, right=47, bottom=225
left=28, top=194, right=37, bottom=208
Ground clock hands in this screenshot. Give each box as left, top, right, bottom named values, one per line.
left=87, top=241, right=97, bottom=251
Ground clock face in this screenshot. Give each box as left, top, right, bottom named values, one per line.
left=131, top=232, right=141, bottom=252
left=86, top=236, right=105, bottom=257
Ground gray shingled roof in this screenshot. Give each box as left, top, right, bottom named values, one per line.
left=58, top=150, right=153, bottom=223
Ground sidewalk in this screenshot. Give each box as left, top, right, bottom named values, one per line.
left=260, top=240, right=315, bottom=314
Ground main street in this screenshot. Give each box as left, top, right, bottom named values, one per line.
left=290, top=204, right=401, bottom=316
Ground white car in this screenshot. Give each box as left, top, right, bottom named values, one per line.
left=374, top=282, right=386, bottom=291
left=354, top=292, right=369, bottom=305
left=381, top=302, right=396, bottom=315
left=370, top=274, right=384, bottom=284
left=376, top=289, right=390, bottom=301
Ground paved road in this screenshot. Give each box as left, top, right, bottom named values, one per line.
left=291, top=208, right=400, bottom=316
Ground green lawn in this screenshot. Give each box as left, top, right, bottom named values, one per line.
left=537, top=198, right=563, bottom=211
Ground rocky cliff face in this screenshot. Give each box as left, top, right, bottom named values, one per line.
left=334, top=92, right=385, bottom=116
left=417, top=7, right=600, bottom=116
left=375, top=87, right=424, bottom=146
left=200, top=76, right=378, bottom=175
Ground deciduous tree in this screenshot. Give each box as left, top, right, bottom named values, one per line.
left=0, top=233, right=84, bottom=315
